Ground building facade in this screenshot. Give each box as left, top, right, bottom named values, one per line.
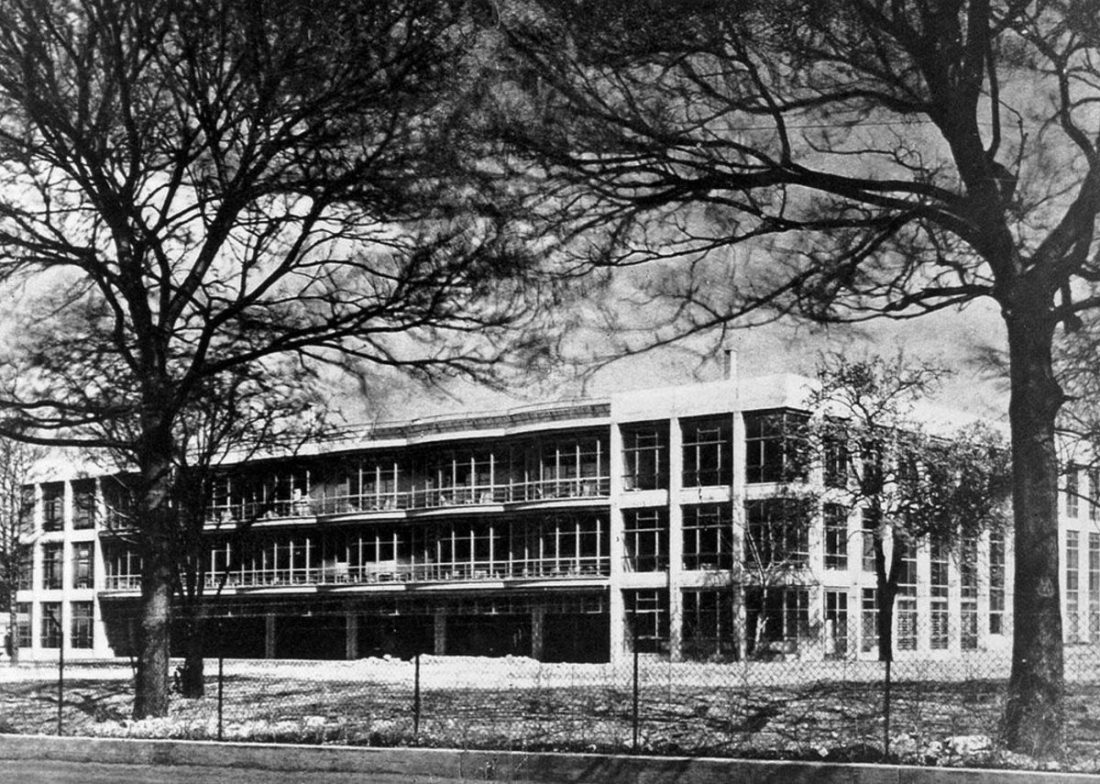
left=10, top=373, right=1024, bottom=663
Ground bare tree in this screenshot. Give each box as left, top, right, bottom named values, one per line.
left=493, top=0, right=1093, bottom=754
left=0, top=438, right=38, bottom=664
left=0, top=0, right=555, bottom=717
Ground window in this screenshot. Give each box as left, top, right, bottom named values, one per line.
left=624, top=589, right=669, bottom=653
left=825, top=590, right=848, bottom=659
left=621, top=423, right=668, bottom=491
left=18, top=485, right=34, bottom=533
left=72, top=480, right=96, bottom=529
left=960, top=536, right=979, bottom=650
left=14, top=603, right=32, bottom=649
left=824, top=503, right=848, bottom=570
left=102, top=475, right=135, bottom=529
left=42, top=482, right=64, bottom=531
left=623, top=508, right=669, bottom=571
left=744, top=498, right=811, bottom=568
left=682, top=590, right=735, bottom=660
left=40, top=602, right=61, bottom=648
left=682, top=504, right=733, bottom=570
left=744, top=410, right=808, bottom=483
left=823, top=425, right=848, bottom=488
left=42, top=543, right=64, bottom=590
left=861, top=588, right=879, bottom=654
left=15, top=545, right=33, bottom=590
left=71, top=542, right=94, bottom=589
left=1067, top=465, right=1080, bottom=518
left=71, top=602, right=94, bottom=649
left=931, top=539, right=950, bottom=649
left=745, top=587, right=809, bottom=657
left=896, top=545, right=918, bottom=651
left=681, top=416, right=731, bottom=487
left=861, top=508, right=879, bottom=573
left=990, top=531, right=1006, bottom=636
left=538, top=434, right=607, bottom=499
left=1067, top=529, right=1081, bottom=643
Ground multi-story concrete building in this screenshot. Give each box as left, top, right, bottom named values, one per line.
left=9, top=372, right=1025, bottom=663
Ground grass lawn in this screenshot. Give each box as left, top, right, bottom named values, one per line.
left=2, top=653, right=1100, bottom=772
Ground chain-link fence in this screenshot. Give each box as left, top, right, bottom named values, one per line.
left=4, top=618, right=1100, bottom=771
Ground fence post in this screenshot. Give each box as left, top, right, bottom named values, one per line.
left=632, top=624, right=639, bottom=753
left=56, top=624, right=64, bottom=736
left=217, top=652, right=224, bottom=741
left=413, top=652, right=421, bottom=739
left=883, top=658, right=892, bottom=759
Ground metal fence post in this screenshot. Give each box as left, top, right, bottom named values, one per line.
left=413, top=652, right=421, bottom=738
left=56, top=624, right=64, bottom=736
left=217, top=652, right=224, bottom=741
left=632, top=625, right=639, bottom=753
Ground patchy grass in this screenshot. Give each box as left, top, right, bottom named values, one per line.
left=2, top=654, right=1100, bottom=772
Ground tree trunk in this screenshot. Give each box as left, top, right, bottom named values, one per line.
left=179, top=607, right=206, bottom=698
left=1003, top=306, right=1065, bottom=757
left=132, top=422, right=176, bottom=720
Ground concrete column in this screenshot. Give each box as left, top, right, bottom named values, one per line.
left=608, top=423, right=626, bottom=664
left=667, top=418, right=683, bottom=662
left=264, top=613, right=277, bottom=659
left=530, top=606, right=545, bottom=661
left=731, top=411, right=746, bottom=660
left=345, top=611, right=359, bottom=660
left=433, top=612, right=447, bottom=655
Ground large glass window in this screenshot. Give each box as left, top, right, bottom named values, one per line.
left=823, top=425, right=849, bottom=488
left=40, top=602, right=61, bottom=648
left=621, top=423, right=668, bottom=491
left=71, top=602, right=94, bottom=649
left=14, top=603, right=32, bottom=648
left=681, top=416, right=731, bottom=487
left=896, top=545, right=918, bottom=651
left=960, top=535, right=979, bottom=649
left=744, top=498, right=811, bottom=569
left=861, top=588, right=878, bottom=654
left=1067, top=529, right=1081, bottom=643
left=824, top=503, right=848, bottom=570
left=745, top=587, right=809, bottom=657
left=682, top=504, right=733, bottom=570
left=16, top=545, right=33, bottom=590
left=1067, top=465, right=1080, bottom=518
left=825, top=590, right=848, bottom=659
left=623, top=508, right=669, bottom=572
left=42, top=543, right=64, bottom=590
left=537, top=433, right=607, bottom=499
left=931, top=539, right=950, bottom=649
left=682, top=590, right=735, bottom=660
left=42, top=482, right=64, bottom=531
left=72, top=480, right=96, bottom=530
left=990, top=531, right=1006, bottom=636
left=71, top=542, right=94, bottom=589
left=744, top=410, right=808, bottom=484
left=624, top=589, right=669, bottom=653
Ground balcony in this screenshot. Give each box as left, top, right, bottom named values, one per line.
left=204, top=476, right=611, bottom=525
left=102, top=558, right=610, bottom=595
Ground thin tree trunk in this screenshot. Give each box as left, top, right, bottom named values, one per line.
left=1003, top=307, right=1065, bottom=756
left=179, top=607, right=206, bottom=698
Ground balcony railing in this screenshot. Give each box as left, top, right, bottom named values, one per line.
left=204, top=476, right=611, bottom=524
left=102, top=558, right=609, bottom=592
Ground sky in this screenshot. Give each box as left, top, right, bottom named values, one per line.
left=366, top=293, right=1012, bottom=427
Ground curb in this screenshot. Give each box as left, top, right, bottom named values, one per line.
left=1, top=735, right=1098, bottom=783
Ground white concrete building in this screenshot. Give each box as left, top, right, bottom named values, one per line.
left=9, top=372, right=1025, bottom=663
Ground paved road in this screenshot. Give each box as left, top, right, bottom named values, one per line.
left=0, top=759, right=503, bottom=784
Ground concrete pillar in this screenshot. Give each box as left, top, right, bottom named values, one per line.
left=264, top=613, right=277, bottom=659
left=667, top=418, right=683, bottom=662
left=433, top=612, right=447, bottom=655
left=345, top=611, right=359, bottom=660
left=608, top=422, right=626, bottom=664
left=530, top=606, right=545, bottom=661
